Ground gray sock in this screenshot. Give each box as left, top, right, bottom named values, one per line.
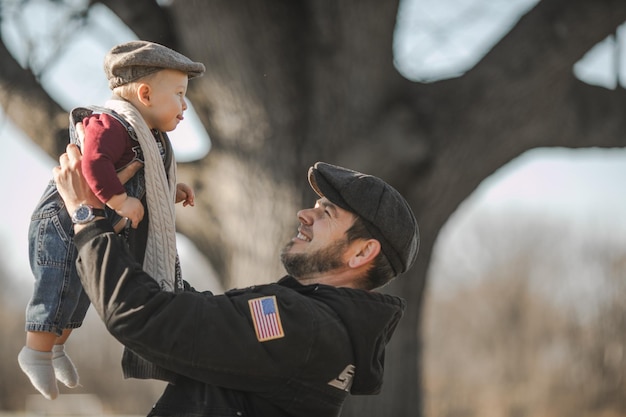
left=52, top=344, right=79, bottom=388
left=17, top=346, right=58, bottom=400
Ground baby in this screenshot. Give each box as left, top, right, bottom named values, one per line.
left=19, top=40, right=205, bottom=399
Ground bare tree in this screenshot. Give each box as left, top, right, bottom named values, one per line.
left=425, top=211, right=626, bottom=417
left=1, top=0, right=626, bottom=415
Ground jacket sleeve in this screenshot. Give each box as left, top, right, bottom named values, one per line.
left=73, top=221, right=327, bottom=393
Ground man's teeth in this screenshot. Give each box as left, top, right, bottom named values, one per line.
left=297, top=232, right=311, bottom=242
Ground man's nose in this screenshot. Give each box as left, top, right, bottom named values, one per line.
left=297, top=208, right=314, bottom=225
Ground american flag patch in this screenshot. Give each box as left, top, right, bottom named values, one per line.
left=249, top=296, right=285, bottom=342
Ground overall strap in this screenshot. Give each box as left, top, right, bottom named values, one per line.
left=69, top=105, right=139, bottom=147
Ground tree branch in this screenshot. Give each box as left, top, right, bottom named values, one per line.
left=0, top=37, right=67, bottom=158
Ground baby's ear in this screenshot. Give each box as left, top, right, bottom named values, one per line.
left=137, top=83, right=151, bottom=105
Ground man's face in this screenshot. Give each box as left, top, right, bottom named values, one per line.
left=281, top=197, right=356, bottom=278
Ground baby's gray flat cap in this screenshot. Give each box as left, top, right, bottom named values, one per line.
left=104, top=40, right=205, bottom=89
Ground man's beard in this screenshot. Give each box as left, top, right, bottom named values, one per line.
left=280, top=239, right=347, bottom=278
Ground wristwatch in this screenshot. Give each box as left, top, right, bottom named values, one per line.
left=71, top=204, right=106, bottom=224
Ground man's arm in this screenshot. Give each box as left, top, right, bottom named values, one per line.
left=53, top=144, right=314, bottom=389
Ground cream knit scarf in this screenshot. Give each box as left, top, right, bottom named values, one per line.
left=105, top=98, right=178, bottom=291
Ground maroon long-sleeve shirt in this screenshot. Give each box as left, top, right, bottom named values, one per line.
left=81, top=113, right=140, bottom=203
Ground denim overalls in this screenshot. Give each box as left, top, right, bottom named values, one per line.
left=25, top=106, right=146, bottom=335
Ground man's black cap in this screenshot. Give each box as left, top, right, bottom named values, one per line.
left=308, top=162, right=419, bottom=276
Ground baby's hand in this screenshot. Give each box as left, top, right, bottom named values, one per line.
left=113, top=195, right=144, bottom=229
left=176, top=183, right=195, bottom=207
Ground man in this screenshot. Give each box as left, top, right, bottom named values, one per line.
left=53, top=143, right=419, bottom=417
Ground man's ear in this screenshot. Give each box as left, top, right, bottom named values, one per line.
left=137, top=83, right=151, bottom=106
left=348, top=239, right=381, bottom=268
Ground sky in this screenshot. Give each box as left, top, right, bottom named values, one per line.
left=394, top=0, right=541, bottom=81
left=474, top=147, right=626, bottom=219
left=1, top=0, right=626, bottom=295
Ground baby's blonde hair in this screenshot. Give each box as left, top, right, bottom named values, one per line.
left=112, top=71, right=160, bottom=100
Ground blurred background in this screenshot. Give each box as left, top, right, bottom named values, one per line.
left=1, top=0, right=625, bottom=416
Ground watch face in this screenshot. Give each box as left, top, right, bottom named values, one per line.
left=73, top=205, right=92, bottom=223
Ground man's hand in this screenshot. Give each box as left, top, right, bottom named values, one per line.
left=53, top=144, right=104, bottom=221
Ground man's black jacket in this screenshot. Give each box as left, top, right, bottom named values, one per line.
left=74, top=220, right=406, bottom=416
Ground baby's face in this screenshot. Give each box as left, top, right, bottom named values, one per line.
left=142, top=69, right=189, bottom=132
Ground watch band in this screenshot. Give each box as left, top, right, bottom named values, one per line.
left=91, top=208, right=107, bottom=218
